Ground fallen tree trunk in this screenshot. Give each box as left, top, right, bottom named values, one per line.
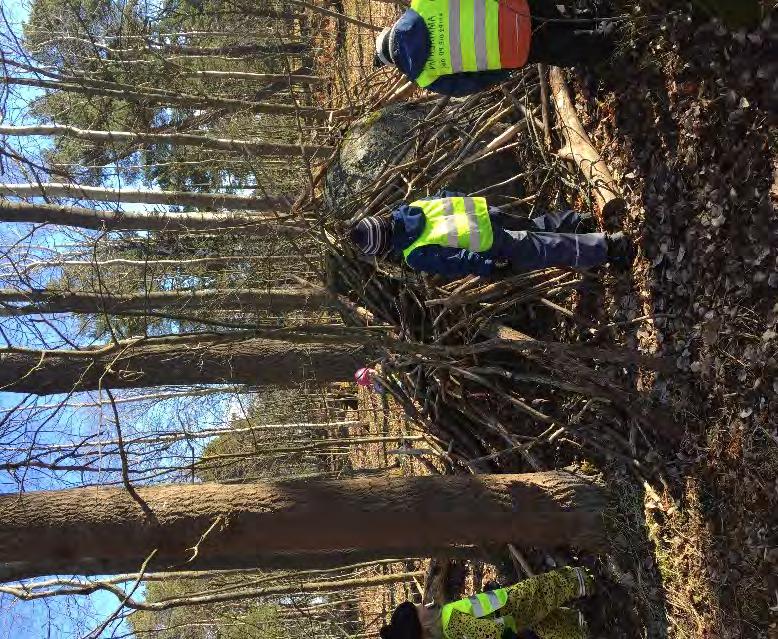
left=548, top=67, right=626, bottom=217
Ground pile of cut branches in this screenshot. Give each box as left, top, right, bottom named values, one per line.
left=291, top=67, right=673, bottom=484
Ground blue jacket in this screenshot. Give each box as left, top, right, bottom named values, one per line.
left=390, top=192, right=503, bottom=278
left=390, top=9, right=511, bottom=96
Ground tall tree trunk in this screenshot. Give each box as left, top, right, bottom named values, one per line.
left=0, top=125, right=331, bottom=158
left=1, top=571, right=424, bottom=610
left=4, top=76, right=328, bottom=118
left=0, top=184, right=289, bottom=211
left=0, top=287, right=331, bottom=316
left=176, top=70, right=324, bottom=85
left=0, top=547, right=478, bottom=584
left=0, top=333, right=365, bottom=395
left=0, top=201, right=301, bottom=233
left=159, top=7, right=300, bottom=20
left=95, top=41, right=309, bottom=57
left=272, top=0, right=383, bottom=31
left=64, top=572, right=425, bottom=611
left=18, top=255, right=316, bottom=273
left=0, top=472, right=607, bottom=581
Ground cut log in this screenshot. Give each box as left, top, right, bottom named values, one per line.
left=548, top=67, right=626, bottom=218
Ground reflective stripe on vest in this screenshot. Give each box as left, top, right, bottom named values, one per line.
left=440, top=588, right=513, bottom=639
left=401, top=197, right=494, bottom=264
left=412, top=0, right=531, bottom=88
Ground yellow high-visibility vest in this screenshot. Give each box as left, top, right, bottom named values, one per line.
left=401, top=197, right=494, bottom=263
left=441, top=588, right=518, bottom=639
left=411, top=0, right=532, bottom=88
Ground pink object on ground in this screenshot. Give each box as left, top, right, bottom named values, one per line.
left=355, top=367, right=372, bottom=387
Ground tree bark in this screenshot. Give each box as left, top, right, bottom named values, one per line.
left=0, top=333, right=366, bottom=395
left=0, top=183, right=288, bottom=211
left=0, top=472, right=607, bottom=581
left=0, top=201, right=301, bottom=233
left=0, top=125, right=331, bottom=158
left=0, top=287, right=331, bottom=316
left=548, top=67, right=626, bottom=217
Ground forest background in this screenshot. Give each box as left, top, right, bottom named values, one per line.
left=0, top=0, right=774, bottom=638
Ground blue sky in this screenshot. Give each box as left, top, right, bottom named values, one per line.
left=0, top=384, right=233, bottom=638
left=0, top=0, right=115, bottom=634
left=1, top=1, right=155, bottom=636
left=0, top=590, right=132, bottom=638
left=0, top=0, right=262, bottom=633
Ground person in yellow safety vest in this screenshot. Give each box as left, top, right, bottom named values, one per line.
left=374, top=1, right=615, bottom=96
left=348, top=194, right=633, bottom=278
left=379, top=566, right=594, bottom=639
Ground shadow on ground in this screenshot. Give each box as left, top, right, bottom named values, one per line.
left=575, top=5, right=776, bottom=637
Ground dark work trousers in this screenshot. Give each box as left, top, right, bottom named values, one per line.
left=525, top=1, right=614, bottom=66
left=489, top=210, right=608, bottom=271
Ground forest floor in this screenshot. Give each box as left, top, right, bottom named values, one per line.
left=329, top=0, right=401, bottom=97
left=582, top=7, right=777, bottom=637
left=344, top=388, right=432, bottom=633
left=334, top=2, right=777, bottom=638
